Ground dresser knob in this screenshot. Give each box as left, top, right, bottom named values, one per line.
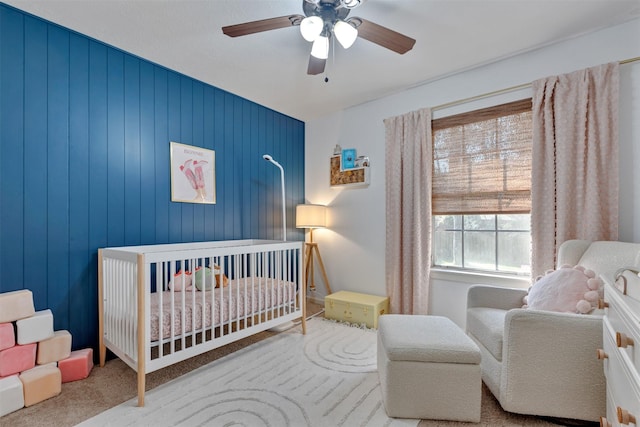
left=617, top=407, right=637, bottom=425
left=616, top=331, right=635, bottom=348
left=600, top=416, right=612, bottom=427
left=598, top=299, right=609, bottom=309
left=596, top=349, right=608, bottom=360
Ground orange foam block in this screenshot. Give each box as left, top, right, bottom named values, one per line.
left=0, top=343, right=36, bottom=377
left=58, top=348, right=93, bottom=383
left=16, top=309, right=54, bottom=345
left=0, top=323, right=15, bottom=351
left=0, top=290, right=35, bottom=323
left=36, top=330, right=71, bottom=365
left=0, top=375, right=24, bottom=417
left=19, top=364, right=61, bottom=407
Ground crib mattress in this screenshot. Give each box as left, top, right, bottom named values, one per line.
left=149, top=277, right=296, bottom=342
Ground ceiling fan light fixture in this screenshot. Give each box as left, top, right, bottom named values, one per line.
left=341, top=0, right=367, bottom=9
left=300, top=16, right=323, bottom=42
left=333, top=20, right=358, bottom=49
left=310, top=35, right=329, bottom=59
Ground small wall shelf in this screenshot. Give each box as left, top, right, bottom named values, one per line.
left=330, top=155, right=370, bottom=187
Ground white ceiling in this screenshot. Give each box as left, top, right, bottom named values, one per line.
left=4, top=0, right=640, bottom=121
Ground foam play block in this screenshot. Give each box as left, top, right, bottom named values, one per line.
left=0, top=323, right=15, bottom=351
left=0, top=343, right=36, bottom=377
left=0, top=290, right=35, bottom=323
left=16, top=309, right=54, bottom=345
left=0, top=375, right=24, bottom=416
left=58, top=348, right=93, bottom=383
left=36, top=330, right=72, bottom=365
left=19, top=364, right=61, bottom=407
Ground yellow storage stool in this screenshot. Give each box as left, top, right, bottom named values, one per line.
left=325, top=291, right=389, bottom=329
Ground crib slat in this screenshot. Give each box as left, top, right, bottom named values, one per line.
left=136, top=253, right=146, bottom=407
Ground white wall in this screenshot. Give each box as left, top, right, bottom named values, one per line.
left=304, top=19, right=640, bottom=327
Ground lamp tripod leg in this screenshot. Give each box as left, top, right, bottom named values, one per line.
left=304, top=243, right=315, bottom=291
left=313, top=245, right=332, bottom=295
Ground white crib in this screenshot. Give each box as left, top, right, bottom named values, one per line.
left=98, top=239, right=306, bottom=406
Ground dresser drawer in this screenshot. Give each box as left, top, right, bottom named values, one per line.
left=605, top=387, right=618, bottom=427
left=603, top=317, right=640, bottom=425
left=604, top=285, right=640, bottom=374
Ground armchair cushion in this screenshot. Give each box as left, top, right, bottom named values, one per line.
left=466, top=307, right=506, bottom=361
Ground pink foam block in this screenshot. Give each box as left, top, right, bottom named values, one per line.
left=0, top=375, right=24, bottom=417
left=19, top=364, right=61, bottom=407
left=36, top=330, right=72, bottom=365
left=0, top=343, right=36, bottom=377
left=0, top=290, right=35, bottom=323
left=16, top=309, right=54, bottom=345
left=0, top=323, right=15, bottom=351
left=58, top=348, right=93, bottom=383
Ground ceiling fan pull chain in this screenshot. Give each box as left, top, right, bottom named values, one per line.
left=324, top=34, right=334, bottom=83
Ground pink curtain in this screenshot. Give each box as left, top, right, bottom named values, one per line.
left=531, top=63, right=619, bottom=278
left=383, top=108, right=432, bottom=314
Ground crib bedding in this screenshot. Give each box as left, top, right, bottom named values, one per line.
left=150, top=277, right=296, bottom=342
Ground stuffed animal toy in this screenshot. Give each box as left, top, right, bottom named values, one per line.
left=212, top=264, right=229, bottom=288
left=194, top=265, right=229, bottom=290
left=523, top=265, right=603, bottom=314
left=194, top=266, right=213, bottom=291
left=169, top=270, right=192, bottom=291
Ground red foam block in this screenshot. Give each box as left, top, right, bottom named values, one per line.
left=0, top=343, right=36, bottom=377
left=58, top=348, right=93, bottom=383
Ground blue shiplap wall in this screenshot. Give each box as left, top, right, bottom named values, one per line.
left=0, top=4, right=305, bottom=351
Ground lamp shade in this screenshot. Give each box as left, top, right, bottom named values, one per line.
left=310, top=35, right=329, bottom=59
left=296, top=204, right=327, bottom=229
left=334, top=20, right=358, bottom=49
left=300, top=16, right=323, bottom=42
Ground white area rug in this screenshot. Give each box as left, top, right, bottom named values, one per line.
left=77, top=318, right=418, bottom=427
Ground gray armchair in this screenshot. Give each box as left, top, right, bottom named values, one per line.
left=466, top=240, right=640, bottom=422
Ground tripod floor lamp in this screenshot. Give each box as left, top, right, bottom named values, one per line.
left=296, top=204, right=332, bottom=295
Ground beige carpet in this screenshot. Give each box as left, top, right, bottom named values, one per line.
left=2, top=301, right=584, bottom=426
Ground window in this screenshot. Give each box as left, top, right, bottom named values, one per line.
left=433, top=214, right=531, bottom=274
left=431, top=99, right=532, bottom=275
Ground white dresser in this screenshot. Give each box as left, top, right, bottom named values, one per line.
left=599, top=272, right=640, bottom=427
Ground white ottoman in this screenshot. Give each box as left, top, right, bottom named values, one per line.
left=377, top=315, right=481, bottom=422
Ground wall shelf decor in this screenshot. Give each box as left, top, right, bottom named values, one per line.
left=330, top=155, right=370, bottom=187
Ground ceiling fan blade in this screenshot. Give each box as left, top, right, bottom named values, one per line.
left=307, top=55, right=326, bottom=75
left=351, top=18, right=416, bottom=54
left=222, top=15, right=304, bottom=37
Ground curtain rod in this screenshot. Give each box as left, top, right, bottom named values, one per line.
left=432, top=56, right=640, bottom=112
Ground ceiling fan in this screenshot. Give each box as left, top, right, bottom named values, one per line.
left=222, top=0, right=416, bottom=76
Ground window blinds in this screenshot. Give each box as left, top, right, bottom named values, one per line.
left=431, top=98, right=532, bottom=215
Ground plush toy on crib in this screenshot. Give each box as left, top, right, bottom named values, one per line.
left=194, top=265, right=229, bottom=290
left=170, top=265, right=229, bottom=291
left=170, top=270, right=193, bottom=291
left=523, top=265, right=603, bottom=314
